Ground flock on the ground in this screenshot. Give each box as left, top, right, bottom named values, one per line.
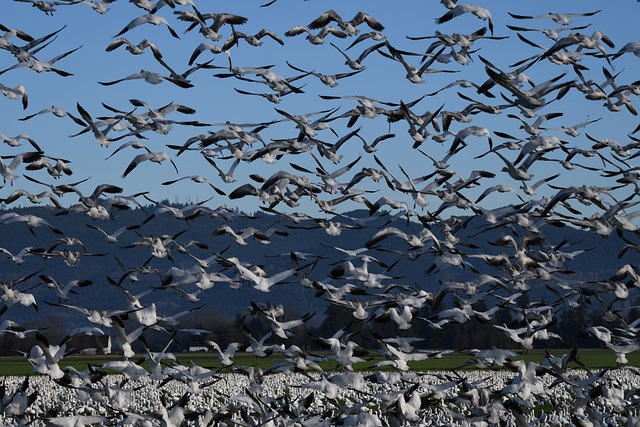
left=2, top=0, right=640, bottom=425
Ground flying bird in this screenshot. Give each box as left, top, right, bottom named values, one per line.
left=121, top=152, right=178, bottom=178
left=114, top=13, right=180, bottom=39
left=435, top=4, right=494, bottom=35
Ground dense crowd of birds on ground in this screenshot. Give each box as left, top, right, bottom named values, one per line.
left=3, top=367, right=640, bottom=426
left=2, top=0, right=640, bottom=425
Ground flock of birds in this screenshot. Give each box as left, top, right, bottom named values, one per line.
left=2, top=0, right=640, bottom=425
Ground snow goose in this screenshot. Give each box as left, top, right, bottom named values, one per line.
left=121, top=151, right=178, bottom=178
left=435, top=4, right=494, bottom=35
left=105, top=37, right=163, bottom=57
left=0, top=82, right=28, bottom=109
left=330, top=41, right=385, bottom=71
left=99, top=68, right=194, bottom=88
left=13, top=0, right=82, bottom=15
left=0, top=211, right=63, bottom=235
left=286, top=60, right=362, bottom=87
left=508, top=10, right=601, bottom=26
left=308, top=10, right=384, bottom=35
left=0, top=45, right=81, bottom=76
left=223, top=28, right=284, bottom=49
left=114, top=13, right=180, bottom=39
left=285, top=25, right=347, bottom=45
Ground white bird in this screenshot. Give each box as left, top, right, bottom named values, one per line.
left=0, top=82, right=28, bottom=109
left=112, top=315, right=146, bottom=358
left=114, top=13, right=180, bottom=39
left=308, top=10, right=384, bottom=35
left=104, top=139, right=150, bottom=160
left=101, top=359, right=149, bottom=382
left=0, top=188, right=61, bottom=208
left=26, top=333, right=69, bottom=379
left=74, top=102, right=128, bottom=147
left=98, top=69, right=194, bottom=88
left=314, top=328, right=368, bottom=371
left=365, top=226, right=441, bottom=252
left=213, top=225, right=287, bottom=246
left=18, top=105, right=70, bottom=122
left=0, top=45, right=81, bottom=76
left=78, top=0, right=111, bottom=14
left=161, top=174, right=226, bottom=195
left=493, top=150, right=534, bottom=181
left=448, top=125, right=492, bottom=154
left=223, top=28, right=284, bottom=49
left=176, top=7, right=247, bottom=41
left=121, top=151, right=178, bottom=178
left=250, top=301, right=315, bottom=339
left=508, top=10, right=601, bottom=26
left=13, top=0, right=82, bottom=15
left=286, top=60, right=362, bottom=87
left=0, top=211, right=63, bottom=235
left=507, top=112, right=563, bottom=136
left=105, top=37, right=162, bottom=56
left=186, top=42, right=230, bottom=67
left=231, top=259, right=298, bottom=292
left=606, top=342, right=640, bottom=364
left=435, top=4, right=494, bottom=35
left=284, top=25, right=347, bottom=45
left=1, top=271, right=40, bottom=311
left=0, top=151, right=43, bottom=184
left=506, top=23, right=592, bottom=41
left=382, top=44, right=454, bottom=84
left=45, top=301, right=135, bottom=328
left=330, top=41, right=386, bottom=71
left=0, top=320, right=39, bottom=339
left=39, top=274, right=92, bottom=301
left=202, top=156, right=240, bottom=183
left=0, top=246, right=41, bottom=265
left=374, top=341, right=435, bottom=372
left=612, top=41, right=640, bottom=60
left=205, top=341, right=241, bottom=366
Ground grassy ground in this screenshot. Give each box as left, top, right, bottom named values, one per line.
left=1, top=348, right=637, bottom=377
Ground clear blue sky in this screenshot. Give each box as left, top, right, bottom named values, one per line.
left=2, top=0, right=639, bottom=218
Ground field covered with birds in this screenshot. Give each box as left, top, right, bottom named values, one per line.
left=2, top=0, right=640, bottom=425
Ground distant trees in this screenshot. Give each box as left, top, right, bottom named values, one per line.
left=0, top=295, right=630, bottom=357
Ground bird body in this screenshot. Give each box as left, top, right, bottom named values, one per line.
left=436, top=4, right=494, bottom=35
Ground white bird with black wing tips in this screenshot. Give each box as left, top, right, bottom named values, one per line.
left=121, top=151, right=178, bottom=178
left=39, top=274, right=92, bottom=301
left=508, top=9, right=601, bottom=26
left=0, top=211, right=63, bottom=235
left=114, top=13, right=180, bottom=39
left=105, top=37, right=163, bottom=56
left=286, top=61, right=362, bottom=88
left=228, top=257, right=299, bottom=292
left=435, top=4, right=494, bottom=35
left=179, top=6, right=248, bottom=37
left=308, top=10, right=384, bottom=35
left=365, top=226, right=441, bottom=253
left=448, top=125, right=492, bottom=154
left=98, top=69, right=194, bottom=89
left=285, top=25, right=347, bottom=45
left=249, top=301, right=315, bottom=339
left=0, top=82, right=28, bottom=109
left=223, top=28, right=284, bottom=49
left=313, top=328, right=368, bottom=371
left=0, top=45, right=81, bottom=77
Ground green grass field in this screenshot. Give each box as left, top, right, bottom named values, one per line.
left=1, top=348, right=636, bottom=377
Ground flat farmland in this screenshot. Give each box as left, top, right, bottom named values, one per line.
left=1, top=348, right=636, bottom=377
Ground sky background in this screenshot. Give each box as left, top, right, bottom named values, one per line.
left=2, top=0, right=639, bottom=218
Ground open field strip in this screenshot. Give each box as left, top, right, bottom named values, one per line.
left=1, top=348, right=638, bottom=377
